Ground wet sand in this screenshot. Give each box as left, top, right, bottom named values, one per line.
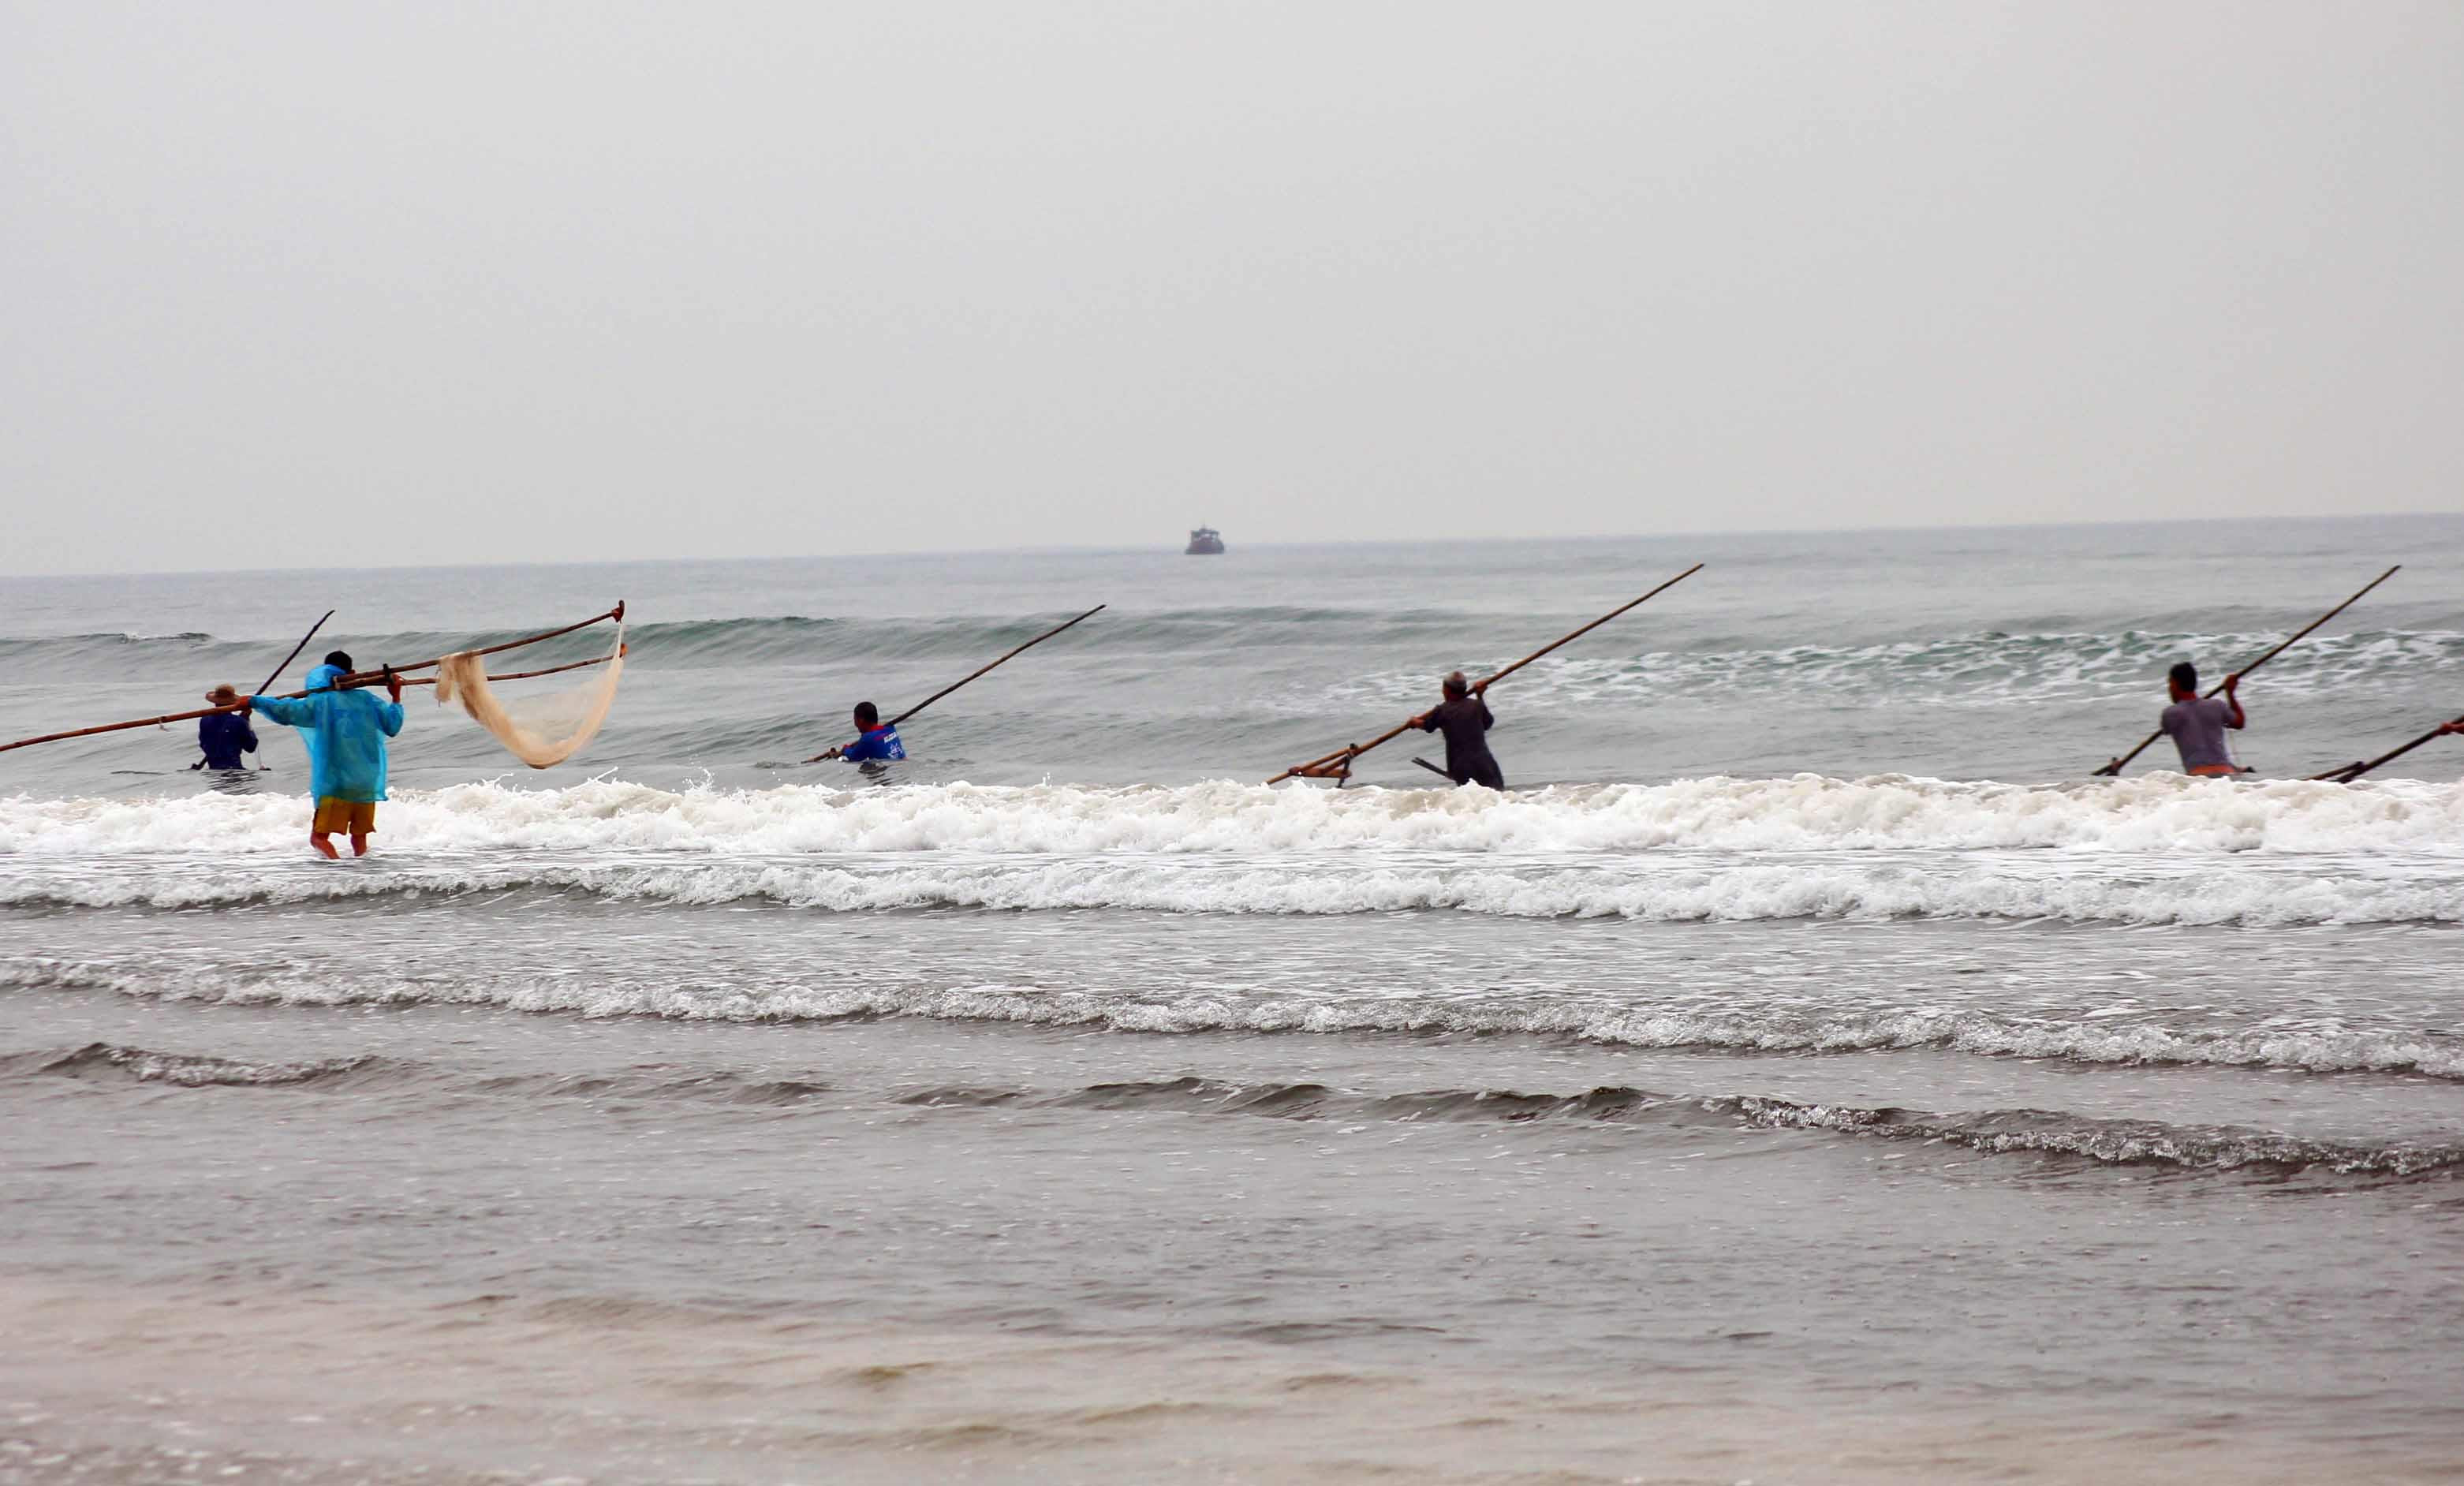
left=2, top=1269, right=2429, bottom=1485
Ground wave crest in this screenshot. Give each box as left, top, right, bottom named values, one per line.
left=11, top=963, right=2464, bottom=1077
left=6, top=774, right=2462, bottom=857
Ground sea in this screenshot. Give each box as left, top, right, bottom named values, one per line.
left=2, top=514, right=2461, bottom=1484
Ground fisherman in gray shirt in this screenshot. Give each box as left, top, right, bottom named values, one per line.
left=2159, top=661, right=2247, bottom=777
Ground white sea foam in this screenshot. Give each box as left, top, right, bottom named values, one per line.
left=3, top=849, right=2459, bottom=925
left=5, top=774, right=2462, bottom=858
left=4, top=777, right=2458, bottom=924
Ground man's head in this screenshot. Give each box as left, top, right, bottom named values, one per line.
left=853, top=701, right=879, bottom=729
left=323, top=651, right=353, bottom=673
left=204, top=683, right=240, bottom=706
left=2168, top=662, right=2198, bottom=700
left=1443, top=670, right=1470, bottom=699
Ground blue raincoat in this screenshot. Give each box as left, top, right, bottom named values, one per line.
left=251, top=664, right=405, bottom=803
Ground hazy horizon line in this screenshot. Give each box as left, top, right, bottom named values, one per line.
left=6, top=508, right=2455, bottom=584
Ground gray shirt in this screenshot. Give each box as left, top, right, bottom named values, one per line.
left=2160, top=696, right=2237, bottom=771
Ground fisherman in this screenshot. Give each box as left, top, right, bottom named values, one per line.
left=1412, top=671, right=1505, bottom=790
left=193, top=684, right=259, bottom=771
left=248, top=651, right=405, bottom=858
left=835, top=701, right=906, bottom=766
left=2157, top=661, right=2246, bottom=777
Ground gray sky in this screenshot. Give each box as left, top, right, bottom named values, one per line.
left=5, top=2, right=2459, bottom=576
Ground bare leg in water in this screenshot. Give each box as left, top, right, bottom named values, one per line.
left=309, top=831, right=339, bottom=861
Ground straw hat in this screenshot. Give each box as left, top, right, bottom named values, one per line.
left=205, top=683, right=241, bottom=705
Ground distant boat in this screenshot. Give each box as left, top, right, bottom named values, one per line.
left=1185, top=525, right=1226, bottom=555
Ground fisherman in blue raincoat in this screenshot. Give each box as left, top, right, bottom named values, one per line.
left=249, top=650, right=405, bottom=858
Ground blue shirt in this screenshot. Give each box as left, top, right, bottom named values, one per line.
left=251, top=664, right=405, bottom=802
left=840, top=722, right=905, bottom=763
left=197, top=711, right=259, bottom=771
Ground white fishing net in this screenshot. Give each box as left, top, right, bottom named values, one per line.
left=432, top=626, right=625, bottom=768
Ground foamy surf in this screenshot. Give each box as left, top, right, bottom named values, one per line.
left=3, top=849, right=2458, bottom=924
left=6, top=773, right=2462, bottom=856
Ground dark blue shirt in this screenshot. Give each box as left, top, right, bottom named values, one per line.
left=198, top=711, right=259, bottom=771
left=840, top=722, right=905, bottom=763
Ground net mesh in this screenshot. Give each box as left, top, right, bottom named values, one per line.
left=432, top=626, right=625, bottom=768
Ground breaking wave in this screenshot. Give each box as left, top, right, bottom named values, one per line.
left=1321, top=628, right=2464, bottom=709
left=10, top=962, right=2464, bottom=1078
left=9, top=1039, right=2448, bottom=1176
left=0, top=1041, right=384, bottom=1088
left=5, top=776, right=2459, bottom=924
left=3, top=853, right=2458, bottom=925
left=1011, top=1077, right=2464, bottom=1176
left=5, top=774, right=2462, bottom=857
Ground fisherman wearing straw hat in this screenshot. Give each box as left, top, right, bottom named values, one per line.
left=192, top=684, right=259, bottom=772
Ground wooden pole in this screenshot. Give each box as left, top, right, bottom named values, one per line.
left=2307, top=711, right=2464, bottom=783
left=0, top=603, right=625, bottom=756
left=256, top=610, right=336, bottom=695
left=396, top=645, right=626, bottom=689
left=328, top=602, right=625, bottom=688
left=806, top=604, right=1106, bottom=763
left=2093, top=566, right=2399, bottom=777
left=1268, top=563, right=1704, bottom=785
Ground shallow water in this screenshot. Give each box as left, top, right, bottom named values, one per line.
left=4, top=518, right=2462, bottom=1480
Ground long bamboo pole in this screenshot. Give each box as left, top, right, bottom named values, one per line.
left=256, top=610, right=336, bottom=696
left=1268, top=563, right=1704, bottom=785
left=2093, top=566, right=2399, bottom=777
left=805, top=604, right=1107, bottom=763
left=331, top=602, right=625, bottom=687
left=397, top=645, right=626, bottom=690
left=0, top=603, right=625, bottom=756
left=2307, top=711, right=2464, bottom=783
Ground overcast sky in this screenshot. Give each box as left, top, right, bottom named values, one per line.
left=4, top=2, right=2459, bottom=575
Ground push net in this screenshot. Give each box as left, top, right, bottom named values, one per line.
left=431, top=626, right=625, bottom=768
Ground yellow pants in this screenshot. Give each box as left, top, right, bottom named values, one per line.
left=312, top=798, right=378, bottom=834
